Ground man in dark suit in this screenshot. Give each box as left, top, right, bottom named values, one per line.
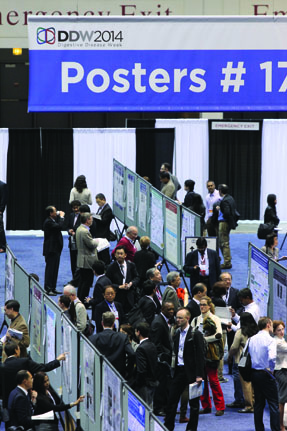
left=186, top=283, right=207, bottom=322
left=2, top=341, right=66, bottom=412
left=184, top=237, right=221, bottom=295
left=43, top=205, right=65, bottom=295
left=150, top=302, right=175, bottom=416
left=164, top=308, right=205, bottom=431
left=134, top=322, right=158, bottom=407
left=8, top=370, right=36, bottom=430
left=217, top=184, right=238, bottom=269
left=94, top=285, right=125, bottom=332
left=0, top=179, right=7, bottom=253
left=137, top=280, right=161, bottom=325
left=85, top=260, right=112, bottom=311
left=66, top=200, right=81, bottom=278
left=89, top=312, right=135, bottom=378
left=91, top=193, right=113, bottom=265
left=106, top=245, right=140, bottom=313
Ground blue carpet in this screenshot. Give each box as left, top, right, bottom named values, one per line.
left=0, top=231, right=283, bottom=430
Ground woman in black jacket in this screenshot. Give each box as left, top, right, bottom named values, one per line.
left=33, top=372, right=84, bottom=431
left=264, top=194, right=280, bottom=227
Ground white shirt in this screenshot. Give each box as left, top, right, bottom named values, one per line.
left=249, top=330, right=277, bottom=371
left=231, top=301, right=261, bottom=331
left=178, top=326, right=189, bottom=366
left=197, top=249, right=209, bottom=276
left=205, top=189, right=221, bottom=221
left=274, top=336, right=287, bottom=370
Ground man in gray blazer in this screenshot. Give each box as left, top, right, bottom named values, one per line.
left=76, top=212, right=99, bottom=302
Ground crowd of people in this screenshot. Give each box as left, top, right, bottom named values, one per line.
left=0, top=170, right=285, bottom=431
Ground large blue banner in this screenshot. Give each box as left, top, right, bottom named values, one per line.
left=28, top=16, right=287, bottom=112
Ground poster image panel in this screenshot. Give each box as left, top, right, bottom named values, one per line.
left=103, top=362, right=121, bottom=431
left=113, top=160, right=125, bottom=222
left=273, top=268, right=287, bottom=327
left=46, top=307, right=56, bottom=367
left=150, top=188, right=164, bottom=255
left=126, top=170, right=136, bottom=225
left=62, top=319, right=72, bottom=394
left=5, top=250, right=14, bottom=301
left=137, top=179, right=149, bottom=236
left=128, top=391, right=145, bottom=431
left=83, top=342, right=95, bottom=423
left=250, top=247, right=269, bottom=317
left=31, top=285, right=42, bottom=356
left=164, top=199, right=181, bottom=268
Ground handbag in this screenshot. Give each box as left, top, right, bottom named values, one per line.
left=257, top=223, right=274, bottom=240
left=238, top=340, right=252, bottom=382
left=83, top=315, right=95, bottom=337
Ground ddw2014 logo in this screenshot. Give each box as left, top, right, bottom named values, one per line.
left=37, top=27, right=56, bottom=45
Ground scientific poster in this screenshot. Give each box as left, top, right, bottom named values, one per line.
left=250, top=247, right=269, bottom=317
left=5, top=250, right=14, bottom=301
left=113, top=162, right=125, bottom=212
left=32, top=286, right=42, bottom=356
left=138, top=181, right=148, bottom=232
left=181, top=209, right=195, bottom=263
left=150, top=189, right=164, bottom=253
left=62, top=320, right=72, bottom=394
left=128, top=391, right=145, bottom=431
left=103, top=363, right=121, bottom=431
left=83, top=343, right=95, bottom=423
left=165, top=200, right=179, bottom=267
left=273, top=268, right=287, bottom=327
left=46, top=307, right=56, bottom=365
left=126, top=172, right=135, bottom=222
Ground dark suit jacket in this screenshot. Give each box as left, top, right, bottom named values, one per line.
left=66, top=212, right=81, bottom=248
left=33, top=387, right=71, bottom=424
left=184, top=248, right=221, bottom=290
left=220, top=194, right=238, bottom=230
left=94, top=300, right=126, bottom=332
left=138, top=295, right=158, bottom=325
left=173, top=327, right=205, bottom=383
left=8, top=386, right=33, bottom=430
left=89, top=329, right=135, bottom=377
left=135, top=339, right=158, bottom=387
left=264, top=205, right=280, bottom=227
left=133, top=249, right=156, bottom=285
left=89, top=274, right=112, bottom=314
left=2, top=356, right=60, bottom=408
left=43, top=216, right=64, bottom=256
left=150, top=314, right=172, bottom=361
left=105, top=261, right=140, bottom=311
left=186, top=298, right=201, bottom=323
left=91, top=204, right=113, bottom=239
left=0, top=180, right=7, bottom=213
left=227, top=286, right=242, bottom=313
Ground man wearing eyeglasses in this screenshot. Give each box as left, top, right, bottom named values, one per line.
left=164, top=308, right=205, bottom=431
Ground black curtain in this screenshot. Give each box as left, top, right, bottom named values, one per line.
left=41, top=129, right=73, bottom=219
left=7, top=129, right=43, bottom=229
left=209, top=120, right=262, bottom=219
left=135, top=128, right=175, bottom=190
left=126, top=119, right=156, bottom=128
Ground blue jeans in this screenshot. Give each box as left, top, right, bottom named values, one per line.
left=251, top=370, right=280, bottom=431
left=232, top=363, right=244, bottom=403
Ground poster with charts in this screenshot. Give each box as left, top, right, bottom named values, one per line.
left=126, top=172, right=135, bottom=223
left=103, top=363, right=121, bottom=431
left=250, top=247, right=269, bottom=317
left=181, top=209, right=195, bottom=263
left=273, top=268, right=287, bottom=327
left=83, top=342, right=95, bottom=423
left=62, top=320, right=72, bottom=394
left=46, top=307, right=56, bottom=367
left=165, top=200, right=180, bottom=267
left=150, top=189, right=164, bottom=253
left=32, top=286, right=42, bottom=356
left=128, top=391, right=145, bottom=431
left=138, top=181, right=148, bottom=232
left=113, top=161, right=125, bottom=222
left=5, top=250, right=14, bottom=301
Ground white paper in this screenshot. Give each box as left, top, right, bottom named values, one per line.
left=32, top=410, right=54, bottom=420
left=189, top=381, right=204, bottom=399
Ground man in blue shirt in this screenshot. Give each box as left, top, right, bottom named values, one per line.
left=249, top=317, right=280, bottom=431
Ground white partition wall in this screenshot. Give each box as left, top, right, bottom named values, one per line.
left=73, top=128, right=136, bottom=214
left=155, top=119, right=209, bottom=204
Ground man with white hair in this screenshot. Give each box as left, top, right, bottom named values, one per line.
left=111, top=226, right=138, bottom=262
left=63, top=284, right=87, bottom=332
left=162, top=272, right=181, bottom=314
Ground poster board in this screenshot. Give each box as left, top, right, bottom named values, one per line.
left=14, top=262, right=30, bottom=323
left=5, top=247, right=15, bottom=302
left=136, top=177, right=150, bottom=238
left=248, top=245, right=270, bottom=317
left=125, top=168, right=136, bottom=226
left=102, top=360, right=122, bottom=431
left=269, top=260, right=287, bottom=326
left=30, top=284, right=44, bottom=362
left=150, top=188, right=164, bottom=256
left=164, top=197, right=181, bottom=269
left=113, top=159, right=125, bottom=223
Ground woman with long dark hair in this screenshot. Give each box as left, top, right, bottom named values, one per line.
left=33, top=372, right=84, bottom=431
left=261, top=233, right=287, bottom=262
left=264, top=194, right=280, bottom=227
left=228, top=312, right=258, bottom=413
left=69, top=175, right=92, bottom=205
left=189, top=193, right=206, bottom=235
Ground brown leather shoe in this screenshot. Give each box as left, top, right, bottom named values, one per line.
left=179, top=417, right=189, bottom=423
left=215, top=410, right=225, bottom=416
